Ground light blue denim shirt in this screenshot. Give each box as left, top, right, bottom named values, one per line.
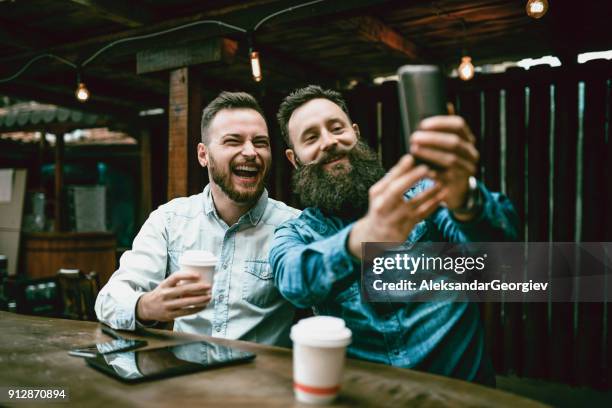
left=270, top=181, right=519, bottom=383
left=96, top=185, right=300, bottom=346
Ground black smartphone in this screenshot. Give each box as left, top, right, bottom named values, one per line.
left=68, top=338, right=147, bottom=358
left=397, top=65, right=447, bottom=165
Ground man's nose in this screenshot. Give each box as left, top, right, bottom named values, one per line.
left=319, top=129, right=338, bottom=152
left=241, top=141, right=257, bottom=158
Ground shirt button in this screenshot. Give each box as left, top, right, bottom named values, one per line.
left=215, top=326, right=221, bottom=332
left=218, top=295, right=224, bottom=302
left=222, top=263, right=228, bottom=269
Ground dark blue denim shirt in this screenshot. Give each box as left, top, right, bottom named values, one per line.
left=269, top=181, right=519, bottom=383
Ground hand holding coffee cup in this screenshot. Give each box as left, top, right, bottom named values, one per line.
left=178, top=250, right=218, bottom=286
left=136, top=250, right=218, bottom=322
left=291, top=316, right=352, bottom=404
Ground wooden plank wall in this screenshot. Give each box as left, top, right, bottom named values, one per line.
left=340, top=60, right=611, bottom=389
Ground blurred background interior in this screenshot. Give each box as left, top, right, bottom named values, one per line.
left=0, top=1, right=610, bottom=405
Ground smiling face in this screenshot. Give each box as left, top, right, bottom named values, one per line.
left=198, top=108, right=271, bottom=204
left=285, top=98, right=359, bottom=172
left=283, top=96, right=385, bottom=219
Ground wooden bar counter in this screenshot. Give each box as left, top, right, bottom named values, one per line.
left=0, top=312, right=547, bottom=407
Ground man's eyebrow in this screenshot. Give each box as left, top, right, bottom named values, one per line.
left=221, top=133, right=242, bottom=138
left=299, top=124, right=319, bottom=139
left=326, top=117, right=346, bottom=125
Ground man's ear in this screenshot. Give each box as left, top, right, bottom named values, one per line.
left=353, top=123, right=361, bottom=138
left=285, top=149, right=298, bottom=169
left=197, top=142, right=208, bottom=167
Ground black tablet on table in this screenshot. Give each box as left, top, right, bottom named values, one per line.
left=85, top=340, right=256, bottom=383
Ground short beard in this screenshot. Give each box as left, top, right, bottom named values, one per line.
left=291, top=140, right=386, bottom=220
left=208, top=153, right=267, bottom=204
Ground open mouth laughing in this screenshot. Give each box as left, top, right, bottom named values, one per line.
left=231, top=163, right=261, bottom=183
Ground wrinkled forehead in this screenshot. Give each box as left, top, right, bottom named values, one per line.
left=287, top=98, right=350, bottom=138
left=209, top=108, right=268, bottom=139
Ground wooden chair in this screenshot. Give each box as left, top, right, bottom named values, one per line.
left=56, top=269, right=100, bottom=321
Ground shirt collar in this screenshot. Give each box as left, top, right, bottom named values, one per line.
left=202, top=184, right=268, bottom=226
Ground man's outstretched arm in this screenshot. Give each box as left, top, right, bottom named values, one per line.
left=271, top=156, right=442, bottom=308
left=270, top=220, right=357, bottom=308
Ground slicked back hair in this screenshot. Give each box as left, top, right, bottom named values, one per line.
left=200, top=91, right=265, bottom=144
left=277, top=85, right=351, bottom=147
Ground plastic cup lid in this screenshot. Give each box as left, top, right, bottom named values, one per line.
left=290, top=316, right=352, bottom=348
left=179, top=250, right=218, bottom=267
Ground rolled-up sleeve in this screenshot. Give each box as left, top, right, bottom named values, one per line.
left=270, top=221, right=356, bottom=308
left=95, top=208, right=169, bottom=330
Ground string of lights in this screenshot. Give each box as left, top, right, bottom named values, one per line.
left=0, top=0, right=329, bottom=101
left=432, top=1, right=548, bottom=81
left=432, top=3, right=474, bottom=81
left=0, top=54, right=77, bottom=83
left=0, top=0, right=549, bottom=100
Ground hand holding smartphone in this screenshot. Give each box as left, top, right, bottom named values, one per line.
left=397, top=65, right=447, bottom=167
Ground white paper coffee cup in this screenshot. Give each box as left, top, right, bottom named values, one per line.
left=178, top=250, right=218, bottom=285
left=290, top=316, right=352, bottom=404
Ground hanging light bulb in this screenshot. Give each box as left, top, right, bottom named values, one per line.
left=75, top=82, right=90, bottom=102
left=75, top=69, right=90, bottom=102
left=458, top=56, right=474, bottom=81
left=250, top=50, right=262, bottom=82
left=526, top=0, right=548, bottom=19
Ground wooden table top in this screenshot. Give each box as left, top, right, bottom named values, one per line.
left=0, top=311, right=547, bottom=407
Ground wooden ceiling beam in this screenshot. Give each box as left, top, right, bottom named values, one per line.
left=67, top=0, right=152, bottom=28
left=0, top=0, right=393, bottom=65
left=0, top=17, right=58, bottom=50
left=339, top=16, right=421, bottom=62
left=137, top=38, right=238, bottom=74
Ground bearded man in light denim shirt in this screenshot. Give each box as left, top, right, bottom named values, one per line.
left=270, top=86, right=519, bottom=384
left=96, top=91, right=299, bottom=346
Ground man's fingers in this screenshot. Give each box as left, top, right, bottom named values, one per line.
left=411, top=131, right=479, bottom=163
left=411, top=146, right=476, bottom=175
left=370, top=155, right=415, bottom=194
left=160, top=271, right=201, bottom=288
left=413, top=193, right=445, bottom=220
left=419, top=115, right=475, bottom=143
left=406, top=183, right=442, bottom=209
left=382, top=164, right=430, bottom=206
left=166, top=294, right=212, bottom=311
left=163, top=282, right=211, bottom=300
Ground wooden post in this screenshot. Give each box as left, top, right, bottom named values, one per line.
left=54, top=132, right=65, bottom=232
left=167, top=67, right=206, bottom=200
left=139, top=129, right=152, bottom=223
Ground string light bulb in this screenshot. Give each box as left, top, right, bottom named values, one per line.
left=526, top=0, right=548, bottom=19
left=250, top=50, right=262, bottom=82
left=247, top=30, right=262, bottom=83
left=458, top=56, right=474, bottom=81
left=75, top=70, right=90, bottom=102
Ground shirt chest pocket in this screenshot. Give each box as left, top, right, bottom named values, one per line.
left=241, top=260, right=280, bottom=308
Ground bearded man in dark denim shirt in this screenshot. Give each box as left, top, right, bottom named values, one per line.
left=269, top=85, right=519, bottom=386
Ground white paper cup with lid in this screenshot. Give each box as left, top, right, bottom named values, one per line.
left=290, top=316, right=352, bottom=404
left=178, top=250, right=218, bottom=285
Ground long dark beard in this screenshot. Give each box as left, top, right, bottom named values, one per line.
left=291, top=141, right=386, bottom=220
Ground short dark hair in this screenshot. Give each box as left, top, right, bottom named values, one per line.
left=200, top=91, right=265, bottom=144
left=277, top=85, right=351, bottom=147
